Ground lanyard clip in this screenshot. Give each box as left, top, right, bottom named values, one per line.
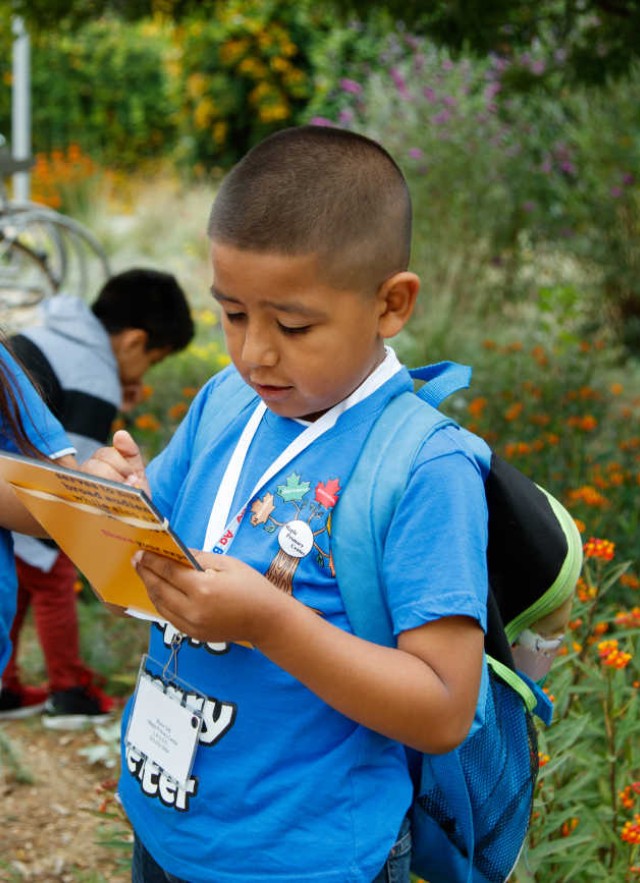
left=161, top=632, right=184, bottom=684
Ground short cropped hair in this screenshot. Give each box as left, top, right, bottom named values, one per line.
left=207, top=125, right=412, bottom=292
left=92, top=269, right=194, bottom=352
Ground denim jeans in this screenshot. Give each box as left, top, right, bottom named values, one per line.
left=132, top=816, right=411, bottom=883
left=371, top=815, right=412, bottom=883
left=132, top=837, right=186, bottom=883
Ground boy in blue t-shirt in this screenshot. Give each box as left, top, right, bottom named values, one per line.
left=90, top=126, right=488, bottom=883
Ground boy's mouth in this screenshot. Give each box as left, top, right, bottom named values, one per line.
left=252, top=381, right=293, bottom=400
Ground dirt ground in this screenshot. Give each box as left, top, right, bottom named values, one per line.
left=0, top=716, right=131, bottom=883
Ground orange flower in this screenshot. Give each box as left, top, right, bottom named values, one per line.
left=182, top=386, right=199, bottom=399
left=468, top=396, right=488, bottom=419
left=620, top=573, right=640, bottom=590
left=168, top=402, right=189, bottom=421
left=561, top=817, right=579, bottom=837
left=574, top=518, right=586, bottom=533
left=504, top=402, right=524, bottom=422
left=583, top=537, right=615, bottom=561
left=610, top=382, right=624, bottom=396
left=619, top=783, right=640, bottom=810
left=482, top=340, right=497, bottom=350
left=598, top=639, right=632, bottom=669
left=134, top=413, right=161, bottom=432
left=531, top=345, right=548, bottom=366
left=538, top=752, right=550, bottom=767
left=621, top=814, right=640, bottom=845
left=567, top=486, right=609, bottom=508
left=529, top=413, right=551, bottom=427
left=567, top=414, right=598, bottom=431
left=504, top=441, right=531, bottom=458
left=615, top=607, right=640, bottom=628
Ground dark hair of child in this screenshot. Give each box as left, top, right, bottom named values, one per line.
left=91, top=268, right=195, bottom=352
left=207, top=125, right=413, bottom=294
left=0, top=334, right=47, bottom=458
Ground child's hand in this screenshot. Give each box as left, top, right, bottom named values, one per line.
left=132, top=550, right=282, bottom=645
left=82, top=429, right=150, bottom=495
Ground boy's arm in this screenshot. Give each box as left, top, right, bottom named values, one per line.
left=133, top=550, right=484, bottom=755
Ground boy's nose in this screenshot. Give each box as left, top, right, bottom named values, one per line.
left=241, top=328, right=278, bottom=368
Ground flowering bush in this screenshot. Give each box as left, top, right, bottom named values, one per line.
left=520, top=537, right=639, bottom=881
left=29, top=144, right=104, bottom=216
left=307, top=30, right=640, bottom=354
left=173, top=1, right=318, bottom=170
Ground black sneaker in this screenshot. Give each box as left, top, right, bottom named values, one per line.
left=0, top=684, right=48, bottom=720
left=42, top=683, right=114, bottom=731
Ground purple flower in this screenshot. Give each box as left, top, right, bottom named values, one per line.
left=389, top=67, right=411, bottom=99
left=522, top=200, right=536, bottom=213
left=442, top=95, right=457, bottom=108
left=610, top=185, right=623, bottom=198
left=622, top=172, right=635, bottom=186
left=340, top=78, right=362, bottom=95
left=560, top=160, right=577, bottom=176
left=423, top=86, right=438, bottom=103
left=338, top=109, right=354, bottom=124
left=310, top=117, right=335, bottom=128
left=531, top=60, right=546, bottom=75
left=408, top=147, right=424, bottom=159
left=431, top=110, right=452, bottom=126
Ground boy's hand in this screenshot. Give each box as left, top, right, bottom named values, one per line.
left=120, top=381, right=144, bottom=412
left=132, top=550, right=282, bottom=646
left=133, top=550, right=484, bottom=754
left=82, top=429, right=150, bottom=495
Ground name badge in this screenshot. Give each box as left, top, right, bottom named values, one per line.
left=125, top=655, right=204, bottom=788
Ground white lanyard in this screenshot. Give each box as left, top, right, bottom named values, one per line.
left=202, top=348, right=402, bottom=555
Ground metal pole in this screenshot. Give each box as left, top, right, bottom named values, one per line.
left=11, top=16, right=31, bottom=203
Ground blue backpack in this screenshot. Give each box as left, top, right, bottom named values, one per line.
left=192, top=362, right=582, bottom=883
left=331, top=362, right=582, bottom=883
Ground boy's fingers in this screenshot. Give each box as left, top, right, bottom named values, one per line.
left=110, top=430, right=149, bottom=490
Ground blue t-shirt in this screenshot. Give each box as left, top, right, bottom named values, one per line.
left=0, top=345, right=72, bottom=674
left=119, top=365, right=488, bottom=883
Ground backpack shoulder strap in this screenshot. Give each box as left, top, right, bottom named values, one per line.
left=332, top=362, right=471, bottom=646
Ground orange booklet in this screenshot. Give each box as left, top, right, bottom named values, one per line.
left=0, top=451, right=199, bottom=617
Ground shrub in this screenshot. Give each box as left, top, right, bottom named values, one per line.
left=173, top=0, right=319, bottom=171
left=0, top=17, right=178, bottom=169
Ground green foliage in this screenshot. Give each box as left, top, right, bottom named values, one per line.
left=318, top=0, right=640, bottom=86
left=307, top=28, right=640, bottom=355
left=519, top=553, right=640, bottom=880
left=173, top=0, right=320, bottom=170
left=0, top=18, right=178, bottom=168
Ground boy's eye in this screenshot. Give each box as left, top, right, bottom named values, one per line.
left=278, top=323, right=311, bottom=335
left=225, top=312, right=246, bottom=323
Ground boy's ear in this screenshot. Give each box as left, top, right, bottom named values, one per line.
left=376, top=271, right=420, bottom=339
left=111, top=328, right=149, bottom=355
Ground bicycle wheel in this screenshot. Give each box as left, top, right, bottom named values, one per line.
left=0, top=234, right=57, bottom=330
left=1, top=203, right=111, bottom=301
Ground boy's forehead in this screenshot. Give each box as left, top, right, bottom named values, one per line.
left=209, top=240, right=376, bottom=301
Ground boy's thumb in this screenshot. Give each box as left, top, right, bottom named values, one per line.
left=112, top=428, right=142, bottom=459
left=112, top=429, right=147, bottom=484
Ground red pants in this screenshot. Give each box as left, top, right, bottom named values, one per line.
left=3, top=551, right=88, bottom=692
